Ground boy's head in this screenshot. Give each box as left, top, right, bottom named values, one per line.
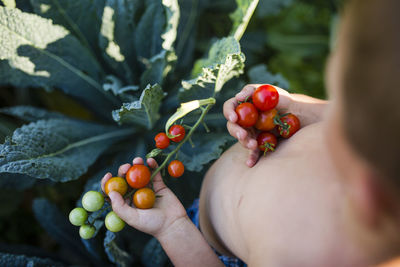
left=326, top=0, right=400, bottom=255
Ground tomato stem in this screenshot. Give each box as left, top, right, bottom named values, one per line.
left=150, top=102, right=215, bottom=181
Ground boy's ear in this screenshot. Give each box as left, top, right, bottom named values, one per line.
left=348, top=170, right=395, bottom=228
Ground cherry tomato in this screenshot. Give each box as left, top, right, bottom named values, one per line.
left=276, top=113, right=301, bottom=138
left=69, top=207, right=88, bottom=226
left=126, top=165, right=151, bottom=189
left=169, top=125, right=186, bottom=142
left=257, top=132, right=277, bottom=152
left=255, top=109, right=278, bottom=131
left=168, top=160, right=184, bottom=178
left=82, top=191, right=104, bottom=212
left=155, top=132, right=170, bottom=149
left=104, top=177, right=128, bottom=196
left=133, top=188, right=156, bottom=209
left=253, top=85, right=279, bottom=111
left=79, top=224, right=95, bottom=239
left=105, top=211, right=125, bottom=232
left=235, top=102, right=258, bottom=128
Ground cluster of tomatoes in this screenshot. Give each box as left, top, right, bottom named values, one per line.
left=154, top=124, right=186, bottom=178
left=69, top=125, right=188, bottom=239
left=235, top=84, right=301, bottom=153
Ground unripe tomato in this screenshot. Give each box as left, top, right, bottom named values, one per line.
left=104, top=177, right=128, bottom=196
left=69, top=207, right=88, bottom=226
left=79, top=224, right=95, bottom=239
left=155, top=132, right=170, bottom=149
left=82, top=191, right=104, bottom=212
left=257, top=132, right=277, bottom=152
left=235, top=102, right=258, bottom=128
left=169, top=125, right=186, bottom=142
left=105, top=211, right=125, bottom=232
left=253, top=84, right=279, bottom=111
left=255, top=109, right=278, bottom=131
left=168, top=160, right=184, bottom=178
left=126, top=165, right=151, bottom=189
left=133, top=188, right=156, bottom=209
left=276, top=113, right=301, bottom=138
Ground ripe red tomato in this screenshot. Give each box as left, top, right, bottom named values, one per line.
left=104, top=177, right=128, bottom=196
left=276, top=113, right=301, bottom=138
left=235, top=102, right=258, bottom=128
left=168, top=160, right=184, bottom=178
left=255, top=109, right=278, bottom=131
left=154, top=132, right=170, bottom=149
left=257, top=132, right=277, bottom=152
left=126, top=165, right=151, bottom=189
left=169, top=125, right=186, bottom=142
left=253, top=85, right=279, bottom=111
left=133, top=188, right=156, bottom=209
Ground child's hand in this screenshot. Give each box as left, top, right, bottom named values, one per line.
left=223, top=84, right=292, bottom=167
left=101, top=157, right=187, bottom=239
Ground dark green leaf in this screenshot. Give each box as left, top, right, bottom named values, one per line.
left=32, top=198, right=86, bottom=258
left=104, top=231, right=134, bottom=267
left=0, top=173, right=36, bottom=190
left=0, top=252, right=65, bottom=267
left=30, top=0, right=105, bottom=61
left=179, top=133, right=234, bottom=172
left=0, top=118, right=134, bottom=182
left=0, top=7, right=117, bottom=111
left=112, top=84, right=164, bottom=129
left=256, top=0, right=293, bottom=17
left=179, top=37, right=245, bottom=102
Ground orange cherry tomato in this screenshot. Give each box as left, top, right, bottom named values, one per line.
left=133, top=188, right=156, bottom=209
left=168, top=160, right=184, bottom=178
left=104, top=177, right=128, bottom=196
left=255, top=109, right=278, bottom=131
left=169, top=125, right=186, bottom=142
left=155, top=132, right=170, bottom=149
left=126, top=165, right=151, bottom=189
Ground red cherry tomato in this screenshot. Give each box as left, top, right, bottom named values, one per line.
left=169, top=125, right=186, bottom=142
left=126, top=165, right=151, bottom=189
left=154, top=132, right=170, bottom=149
left=235, top=102, right=258, bottom=128
left=168, top=160, right=184, bottom=178
left=133, top=188, right=156, bottom=209
left=255, top=109, right=278, bottom=131
left=276, top=113, right=301, bottom=138
left=253, top=85, right=279, bottom=111
left=257, top=132, right=277, bottom=153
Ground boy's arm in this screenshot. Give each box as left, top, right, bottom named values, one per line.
left=157, top=216, right=224, bottom=267
left=102, top=157, right=224, bottom=267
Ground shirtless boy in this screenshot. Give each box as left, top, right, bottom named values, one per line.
left=101, top=0, right=400, bottom=266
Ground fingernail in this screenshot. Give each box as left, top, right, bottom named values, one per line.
left=237, top=131, right=242, bottom=140
left=246, top=159, right=253, bottom=167
left=229, top=114, right=235, bottom=122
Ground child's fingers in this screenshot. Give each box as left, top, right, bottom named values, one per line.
left=109, top=191, right=139, bottom=227
left=247, top=149, right=260, bottom=168
left=226, top=121, right=247, bottom=141
left=147, top=158, right=167, bottom=194
left=223, top=97, right=238, bottom=122
left=101, top=172, right=113, bottom=193
left=117, top=163, right=131, bottom=177
left=235, top=84, right=260, bottom=101
left=132, top=157, right=144, bottom=165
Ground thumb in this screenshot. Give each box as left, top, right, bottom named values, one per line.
left=108, top=191, right=137, bottom=224
left=146, top=158, right=168, bottom=193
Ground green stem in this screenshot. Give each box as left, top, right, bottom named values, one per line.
left=87, top=204, right=111, bottom=226
left=151, top=102, right=214, bottom=180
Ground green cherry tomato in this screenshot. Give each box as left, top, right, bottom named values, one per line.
left=79, top=224, right=96, bottom=239
left=105, top=211, right=125, bottom=232
left=69, top=207, right=88, bottom=226
left=82, top=191, right=104, bottom=212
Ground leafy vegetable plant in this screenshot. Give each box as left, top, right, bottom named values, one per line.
left=0, top=0, right=260, bottom=265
